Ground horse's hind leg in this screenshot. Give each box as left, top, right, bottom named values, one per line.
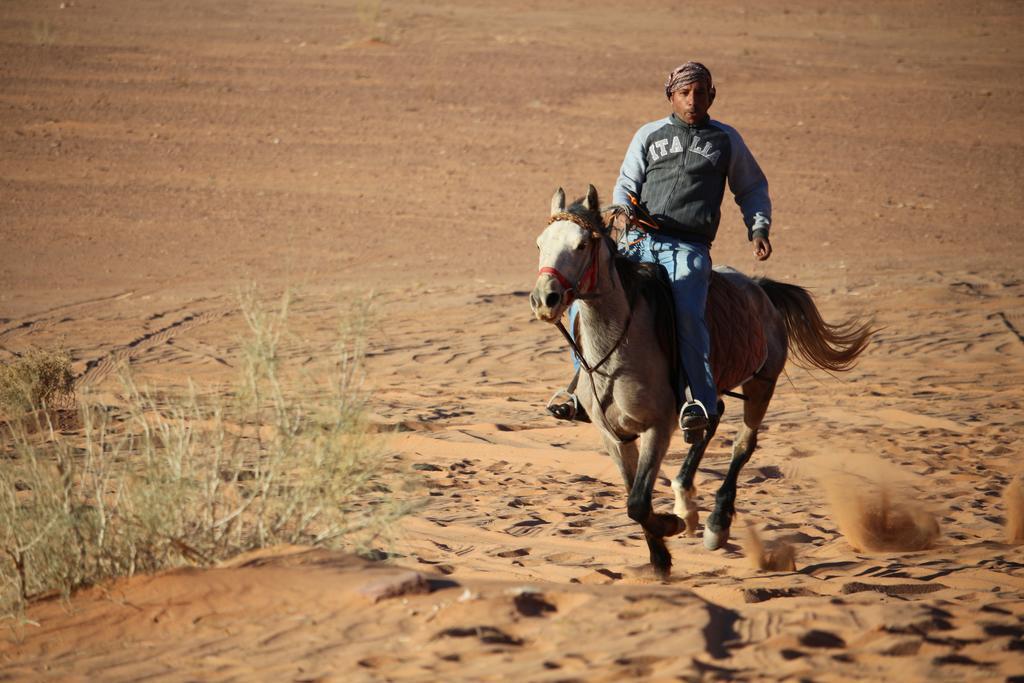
left=704, top=379, right=776, bottom=550
left=672, top=399, right=724, bottom=535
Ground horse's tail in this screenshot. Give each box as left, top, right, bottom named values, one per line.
left=757, top=278, right=875, bottom=372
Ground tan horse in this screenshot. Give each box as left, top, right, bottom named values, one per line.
left=530, top=185, right=873, bottom=577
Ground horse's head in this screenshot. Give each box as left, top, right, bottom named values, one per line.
left=530, top=184, right=608, bottom=323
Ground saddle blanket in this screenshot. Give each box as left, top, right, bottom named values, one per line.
left=707, top=269, right=768, bottom=392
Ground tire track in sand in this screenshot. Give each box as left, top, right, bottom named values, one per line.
left=0, top=290, right=135, bottom=351
left=77, top=306, right=235, bottom=387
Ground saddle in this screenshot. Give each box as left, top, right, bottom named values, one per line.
left=644, top=265, right=768, bottom=406
left=615, top=194, right=767, bottom=399
left=570, top=260, right=768, bottom=408
left=706, top=268, right=768, bottom=391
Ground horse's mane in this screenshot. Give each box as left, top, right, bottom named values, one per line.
left=613, top=257, right=671, bottom=316
left=614, top=253, right=680, bottom=403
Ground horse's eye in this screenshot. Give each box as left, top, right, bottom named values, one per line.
left=575, top=242, right=586, bottom=250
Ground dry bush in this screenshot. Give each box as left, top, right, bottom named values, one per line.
left=355, top=0, right=386, bottom=43
left=31, top=20, right=55, bottom=47
left=0, top=347, right=75, bottom=416
left=0, top=293, right=416, bottom=616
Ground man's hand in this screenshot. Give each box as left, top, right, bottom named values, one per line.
left=609, top=204, right=632, bottom=230
left=753, top=234, right=772, bottom=261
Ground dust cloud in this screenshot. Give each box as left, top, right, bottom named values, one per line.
left=1003, top=474, right=1024, bottom=544
left=743, top=519, right=797, bottom=571
left=818, top=457, right=940, bottom=553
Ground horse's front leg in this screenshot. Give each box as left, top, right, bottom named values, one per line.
left=604, top=433, right=671, bottom=575
left=604, top=434, right=639, bottom=491
left=621, top=427, right=685, bottom=578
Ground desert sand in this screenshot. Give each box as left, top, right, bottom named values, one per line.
left=2, top=0, right=1023, bottom=680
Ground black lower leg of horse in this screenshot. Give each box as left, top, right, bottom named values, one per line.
left=608, top=439, right=673, bottom=575
left=628, top=473, right=675, bottom=576
left=627, top=463, right=683, bottom=540
left=705, top=384, right=772, bottom=549
left=625, top=432, right=685, bottom=575
left=705, top=441, right=756, bottom=548
left=674, top=399, right=724, bottom=492
left=643, top=532, right=672, bottom=578
left=671, top=400, right=723, bottom=535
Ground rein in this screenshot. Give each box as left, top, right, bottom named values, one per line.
left=559, top=295, right=636, bottom=444
left=541, top=211, right=628, bottom=372
left=555, top=309, right=632, bottom=377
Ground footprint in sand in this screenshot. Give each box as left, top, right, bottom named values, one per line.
left=504, top=518, right=550, bottom=537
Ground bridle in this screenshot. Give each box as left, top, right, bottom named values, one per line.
left=538, top=213, right=631, bottom=369
left=538, top=210, right=637, bottom=443
left=537, top=211, right=605, bottom=306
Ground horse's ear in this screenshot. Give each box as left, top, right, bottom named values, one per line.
left=550, top=188, right=566, bottom=216
left=583, top=184, right=599, bottom=212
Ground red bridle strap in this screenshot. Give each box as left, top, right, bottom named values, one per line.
left=537, top=236, right=601, bottom=304
left=539, top=265, right=575, bottom=292
left=578, top=240, right=600, bottom=295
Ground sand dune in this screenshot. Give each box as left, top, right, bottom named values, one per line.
left=2, top=0, right=1023, bottom=680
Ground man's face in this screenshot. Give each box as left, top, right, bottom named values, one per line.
left=670, top=80, right=712, bottom=124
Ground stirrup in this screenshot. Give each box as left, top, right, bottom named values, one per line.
left=547, top=390, right=580, bottom=421
left=679, top=400, right=709, bottom=443
left=546, top=390, right=590, bottom=423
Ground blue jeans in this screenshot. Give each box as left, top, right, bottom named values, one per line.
left=569, top=228, right=717, bottom=417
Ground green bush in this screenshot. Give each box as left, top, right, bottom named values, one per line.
left=0, top=293, right=415, bottom=616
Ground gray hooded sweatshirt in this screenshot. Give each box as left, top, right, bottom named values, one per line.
left=612, top=113, right=771, bottom=245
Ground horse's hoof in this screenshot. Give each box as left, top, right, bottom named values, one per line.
left=703, top=526, right=730, bottom=550
left=646, top=538, right=673, bottom=578
left=651, top=557, right=675, bottom=581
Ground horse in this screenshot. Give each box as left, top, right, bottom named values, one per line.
left=530, top=185, right=873, bottom=578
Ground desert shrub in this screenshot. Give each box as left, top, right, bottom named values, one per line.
left=31, top=20, right=55, bottom=47
left=0, top=293, right=415, bottom=616
left=0, top=347, right=75, bottom=416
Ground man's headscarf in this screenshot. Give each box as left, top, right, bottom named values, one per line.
left=664, top=61, right=715, bottom=101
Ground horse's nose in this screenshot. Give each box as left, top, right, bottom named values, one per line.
left=545, top=291, right=561, bottom=309
left=529, top=292, right=540, bottom=311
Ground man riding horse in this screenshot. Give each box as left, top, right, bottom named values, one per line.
left=549, top=61, right=773, bottom=441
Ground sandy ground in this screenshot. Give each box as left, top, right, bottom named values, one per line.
left=2, top=0, right=1024, bottom=680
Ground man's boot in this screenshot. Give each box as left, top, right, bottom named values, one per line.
left=679, top=401, right=708, bottom=443
left=546, top=391, right=591, bottom=423
left=546, top=369, right=591, bottom=423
